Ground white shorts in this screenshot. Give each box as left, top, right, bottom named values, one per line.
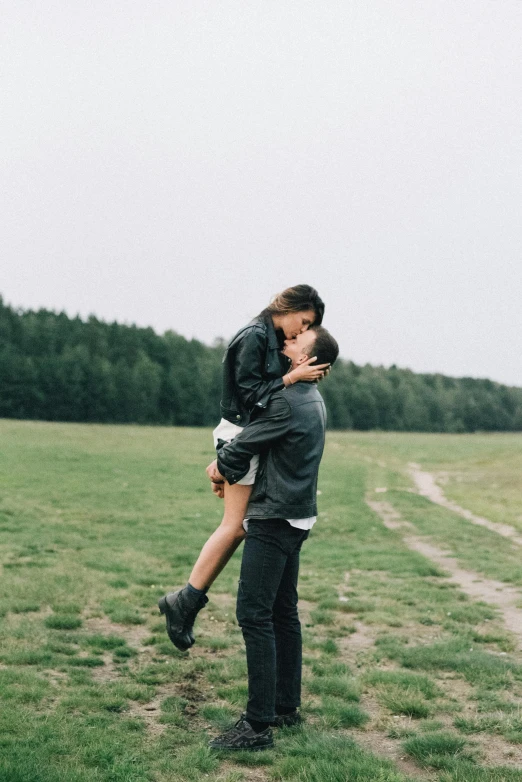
left=212, top=418, right=259, bottom=486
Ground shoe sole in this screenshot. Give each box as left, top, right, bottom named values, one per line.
left=209, top=742, right=274, bottom=751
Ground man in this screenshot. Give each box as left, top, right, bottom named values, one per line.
left=206, top=325, right=339, bottom=751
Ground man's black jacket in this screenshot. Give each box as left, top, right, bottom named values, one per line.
left=217, top=382, right=327, bottom=519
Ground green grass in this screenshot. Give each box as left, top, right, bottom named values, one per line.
left=377, top=687, right=433, bottom=718
left=316, top=698, right=370, bottom=728
left=1, top=421, right=522, bottom=780
left=44, top=614, right=83, bottom=630
left=440, top=767, right=522, bottom=782
left=403, top=731, right=472, bottom=768
left=272, top=730, right=408, bottom=781
left=307, top=675, right=361, bottom=701
left=364, top=669, right=441, bottom=699
left=454, top=713, right=522, bottom=743
left=376, top=636, right=522, bottom=688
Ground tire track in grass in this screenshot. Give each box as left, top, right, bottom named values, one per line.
left=409, top=464, right=522, bottom=547
left=367, top=498, right=522, bottom=648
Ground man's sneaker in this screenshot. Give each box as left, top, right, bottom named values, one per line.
left=271, top=710, right=303, bottom=728
left=208, top=717, right=274, bottom=751
left=158, top=588, right=208, bottom=652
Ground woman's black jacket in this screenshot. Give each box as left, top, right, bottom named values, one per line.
left=220, top=315, right=290, bottom=426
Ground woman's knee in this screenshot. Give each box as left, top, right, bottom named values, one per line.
left=215, top=514, right=246, bottom=542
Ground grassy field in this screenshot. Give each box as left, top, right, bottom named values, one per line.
left=1, top=420, right=522, bottom=782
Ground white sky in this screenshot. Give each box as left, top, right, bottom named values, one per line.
left=2, top=1, right=521, bottom=386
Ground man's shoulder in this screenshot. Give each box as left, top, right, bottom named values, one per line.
left=270, top=385, right=325, bottom=422
left=284, top=383, right=324, bottom=405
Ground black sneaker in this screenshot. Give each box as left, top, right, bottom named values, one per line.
left=208, top=717, right=274, bottom=751
left=271, top=710, right=303, bottom=728
left=158, top=588, right=207, bottom=652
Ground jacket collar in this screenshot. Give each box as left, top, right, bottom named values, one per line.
left=260, top=314, right=283, bottom=349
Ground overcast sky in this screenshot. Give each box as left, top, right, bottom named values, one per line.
left=2, top=1, right=521, bottom=386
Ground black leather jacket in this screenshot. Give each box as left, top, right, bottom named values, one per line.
left=220, top=315, right=290, bottom=426
left=217, top=383, right=327, bottom=519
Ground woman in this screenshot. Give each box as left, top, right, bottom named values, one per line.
left=159, top=285, right=328, bottom=650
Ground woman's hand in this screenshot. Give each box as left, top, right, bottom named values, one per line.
left=319, top=365, right=331, bottom=382
left=284, top=357, right=330, bottom=385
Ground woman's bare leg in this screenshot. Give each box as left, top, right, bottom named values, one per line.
left=188, top=482, right=252, bottom=591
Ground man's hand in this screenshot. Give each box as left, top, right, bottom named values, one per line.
left=207, top=460, right=225, bottom=499
left=211, top=481, right=225, bottom=499
left=206, top=459, right=225, bottom=484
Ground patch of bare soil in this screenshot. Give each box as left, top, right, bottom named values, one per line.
left=354, top=693, right=438, bottom=781
left=359, top=730, right=438, bottom=780
left=359, top=670, right=522, bottom=774
left=404, top=538, right=522, bottom=646
left=367, top=498, right=522, bottom=649
left=434, top=677, right=522, bottom=768
left=40, top=668, right=67, bottom=683
left=207, top=592, right=236, bottom=609
left=217, top=762, right=269, bottom=782
left=474, top=732, right=522, bottom=769
left=11, top=606, right=53, bottom=622
left=366, top=499, right=414, bottom=532
left=91, top=652, right=118, bottom=683
left=409, top=465, right=522, bottom=547
left=84, top=615, right=152, bottom=648
left=334, top=572, right=376, bottom=659
left=83, top=615, right=155, bottom=682
left=339, top=621, right=376, bottom=656
left=128, top=659, right=210, bottom=738
left=298, top=597, right=315, bottom=627
left=127, top=683, right=172, bottom=738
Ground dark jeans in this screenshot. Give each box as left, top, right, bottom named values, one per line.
left=236, top=518, right=309, bottom=723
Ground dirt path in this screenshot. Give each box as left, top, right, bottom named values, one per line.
left=367, top=498, right=522, bottom=649
left=408, top=464, right=522, bottom=547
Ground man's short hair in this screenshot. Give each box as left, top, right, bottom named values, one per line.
left=308, top=326, right=339, bottom=367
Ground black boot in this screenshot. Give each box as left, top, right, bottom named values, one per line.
left=158, top=586, right=208, bottom=651
left=183, top=591, right=209, bottom=646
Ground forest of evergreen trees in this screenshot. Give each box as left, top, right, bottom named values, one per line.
left=1, top=296, right=521, bottom=432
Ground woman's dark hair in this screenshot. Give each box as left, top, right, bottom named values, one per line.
left=260, top=284, right=325, bottom=325
left=307, top=326, right=339, bottom=367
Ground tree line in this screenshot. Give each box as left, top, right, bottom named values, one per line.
left=1, top=296, right=521, bottom=432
